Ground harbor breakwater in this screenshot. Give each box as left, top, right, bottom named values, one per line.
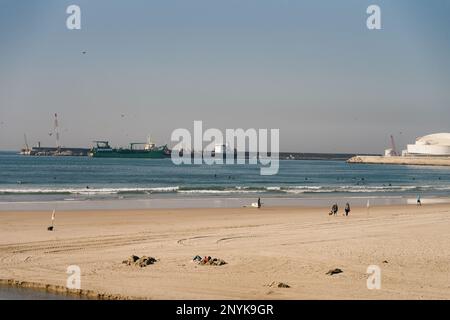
left=348, top=156, right=450, bottom=167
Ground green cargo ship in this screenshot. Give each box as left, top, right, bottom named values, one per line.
left=89, top=141, right=170, bottom=159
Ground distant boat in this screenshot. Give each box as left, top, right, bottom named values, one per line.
left=19, top=148, right=31, bottom=156
left=19, top=134, right=31, bottom=155
left=89, top=140, right=170, bottom=159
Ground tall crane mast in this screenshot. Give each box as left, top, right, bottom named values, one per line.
left=23, top=133, right=30, bottom=151
left=390, top=134, right=398, bottom=156
left=54, top=113, right=60, bottom=149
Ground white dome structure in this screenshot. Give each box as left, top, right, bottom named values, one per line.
left=406, top=133, right=450, bottom=156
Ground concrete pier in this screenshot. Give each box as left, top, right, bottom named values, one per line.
left=347, top=155, right=450, bottom=167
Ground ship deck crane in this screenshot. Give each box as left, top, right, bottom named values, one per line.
left=23, top=134, right=30, bottom=151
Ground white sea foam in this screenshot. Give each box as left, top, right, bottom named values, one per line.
left=0, top=186, right=180, bottom=195
left=0, top=184, right=449, bottom=196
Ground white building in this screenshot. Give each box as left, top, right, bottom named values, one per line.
left=214, top=143, right=234, bottom=157
left=214, top=144, right=227, bottom=154
left=384, top=148, right=396, bottom=157
left=405, top=133, right=450, bottom=156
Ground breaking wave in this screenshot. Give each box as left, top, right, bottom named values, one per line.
left=1, top=185, right=449, bottom=196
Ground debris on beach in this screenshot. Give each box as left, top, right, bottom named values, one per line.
left=122, top=255, right=158, bottom=267
left=382, top=260, right=389, bottom=264
left=326, top=268, right=343, bottom=276
left=267, top=281, right=290, bottom=288
left=123, top=255, right=139, bottom=265
left=136, top=256, right=158, bottom=267
left=192, top=255, right=227, bottom=266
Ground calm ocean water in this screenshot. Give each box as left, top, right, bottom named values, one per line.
left=1, top=151, right=450, bottom=207
left=0, top=285, right=88, bottom=300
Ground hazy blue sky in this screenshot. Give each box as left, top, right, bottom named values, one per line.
left=0, top=0, right=449, bottom=153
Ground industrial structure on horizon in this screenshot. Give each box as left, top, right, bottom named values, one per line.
left=20, top=113, right=90, bottom=156
left=350, top=132, right=450, bottom=167
left=402, top=133, right=450, bottom=157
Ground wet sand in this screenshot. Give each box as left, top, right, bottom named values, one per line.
left=0, top=204, right=449, bottom=299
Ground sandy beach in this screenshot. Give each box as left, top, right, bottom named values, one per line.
left=0, top=204, right=449, bottom=300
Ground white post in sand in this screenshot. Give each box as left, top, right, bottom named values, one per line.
left=51, top=209, right=56, bottom=228
left=367, top=199, right=370, bottom=215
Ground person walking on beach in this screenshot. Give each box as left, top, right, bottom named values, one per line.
left=332, top=203, right=338, bottom=216
left=417, top=195, right=422, bottom=206
left=257, top=197, right=262, bottom=209
left=345, top=202, right=351, bottom=216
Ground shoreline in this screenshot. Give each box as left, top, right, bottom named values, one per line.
left=1, top=204, right=449, bottom=300
left=1, top=195, right=450, bottom=212
left=0, top=279, right=129, bottom=300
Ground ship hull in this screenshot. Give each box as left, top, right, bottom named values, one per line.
left=89, top=150, right=169, bottom=159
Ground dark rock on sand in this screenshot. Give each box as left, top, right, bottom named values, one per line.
left=326, top=268, right=343, bottom=275
left=209, top=258, right=227, bottom=266
left=267, top=281, right=290, bottom=288
left=122, top=255, right=157, bottom=267
left=122, top=255, right=140, bottom=266
left=136, top=256, right=157, bottom=267
left=193, top=255, right=227, bottom=266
